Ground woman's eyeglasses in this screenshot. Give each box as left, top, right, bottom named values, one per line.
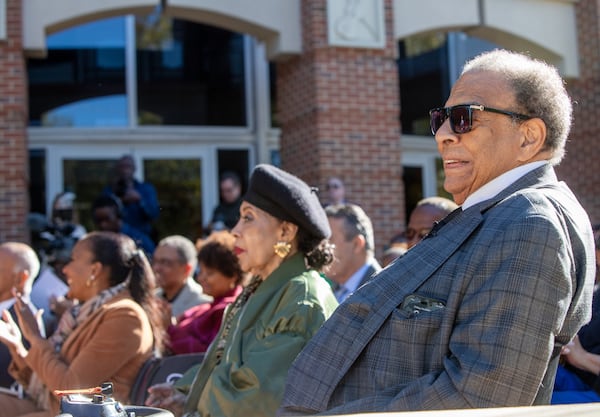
left=429, top=104, right=532, bottom=135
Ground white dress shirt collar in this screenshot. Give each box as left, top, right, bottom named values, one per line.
left=462, top=161, right=547, bottom=210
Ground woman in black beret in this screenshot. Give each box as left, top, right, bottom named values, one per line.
left=146, top=164, right=338, bottom=417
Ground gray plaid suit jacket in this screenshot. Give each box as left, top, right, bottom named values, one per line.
left=279, top=164, right=596, bottom=415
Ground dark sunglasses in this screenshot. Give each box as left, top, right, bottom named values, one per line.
left=429, top=104, right=532, bottom=135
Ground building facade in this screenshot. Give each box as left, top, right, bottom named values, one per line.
left=0, top=0, right=597, bottom=257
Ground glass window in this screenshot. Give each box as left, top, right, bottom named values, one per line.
left=397, top=33, right=449, bottom=136
left=403, top=166, right=424, bottom=221
left=28, top=15, right=247, bottom=127
left=144, top=159, right=203, bottom=242
left=270, top=62, right=278, bottom=127
left=63, top=158, right=204, bottom=242
left=398, top=32, right=500, bottom=136
left=29, top=149, right=47, bottom=214
left=63, top=159, right=116, bottom=231
left=28, top=17, right=128, bottom=127
left=136, top=18, right=247, bottom=126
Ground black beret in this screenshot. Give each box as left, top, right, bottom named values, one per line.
left=243, top=164, right=331, bottom=241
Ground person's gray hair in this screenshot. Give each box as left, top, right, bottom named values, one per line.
left=416, top=196, right=458, bottom=215
left=325, top=203, right=375, bottom=256
left=157, top=235, right=198, bottom=273
left=462, top=49, right=572, bottom=165
left=0, top=242, right=40, bottom=293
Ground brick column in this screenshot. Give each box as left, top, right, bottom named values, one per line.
left=0, top=0, right=29, bottom=242
left=277, top=0, right=404, bottom=255
left=556, top=0, right=600, bottom=226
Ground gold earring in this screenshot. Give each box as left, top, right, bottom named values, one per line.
left=86, top=275, right=95, bottom=288
left=273, top=241, right=291, bottom=258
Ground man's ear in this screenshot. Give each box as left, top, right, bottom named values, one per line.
left=353, top=234, right=367, bottom=254
left=14, top=270, right=30, bottom=294
left=518, top=117, right=547, bottom=162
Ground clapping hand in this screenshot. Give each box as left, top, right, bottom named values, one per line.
left=0, top=309, right=24, bottom=351
left=13, top=291, right=44, bottom=343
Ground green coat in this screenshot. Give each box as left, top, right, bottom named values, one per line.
left=181, top=253, right=338, bottom=417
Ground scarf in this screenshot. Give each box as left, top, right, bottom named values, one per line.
left=213, top=275, right=262, bottom=363
left=182, top=275, right=263, bottom=417
left=26, top=281, right=128, bottom=410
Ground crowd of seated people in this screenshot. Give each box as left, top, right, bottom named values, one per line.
left=0, top=232, right=164, bottom=416
left=167, top=231, right=246, bottom=355
left=4, top=87, right=600, bottom=416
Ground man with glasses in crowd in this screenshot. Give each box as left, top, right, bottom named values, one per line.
left=382, top=197, right=457, bottom=266
left=278, top=49, right=596, bottom=414
left=153, top=235, right=212, bottom=320
left=404, top=197, right=458, bottom=250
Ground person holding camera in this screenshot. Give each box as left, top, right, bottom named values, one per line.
left=102, top=154, right=160, bottom=239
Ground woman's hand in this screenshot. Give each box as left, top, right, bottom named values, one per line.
left=14, top=292, right=45, bottom=344
left=145, top=382, right=186, bottom=417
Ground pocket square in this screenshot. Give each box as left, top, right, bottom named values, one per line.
left=400, top=294, right=445, bottom=317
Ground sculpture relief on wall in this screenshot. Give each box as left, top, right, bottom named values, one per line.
left=327, top=0, right=385, bottom=49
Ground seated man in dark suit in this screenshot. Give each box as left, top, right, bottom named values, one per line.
left=324, top=204, right=381, bottom=303
left=279, top=49, right=596, bottom=415
left=0, top=242, right=44, bottom=391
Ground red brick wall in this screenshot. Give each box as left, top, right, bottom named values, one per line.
left=0, top=0, right=29, bottom=242
left=277, top=0, right=404, bottom=256
left=556, top=0, right=600, bottom=227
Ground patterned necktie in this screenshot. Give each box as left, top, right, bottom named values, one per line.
left=213, top=275, right=262, bottom=362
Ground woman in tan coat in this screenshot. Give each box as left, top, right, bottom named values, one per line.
left=0, top=231, right=164, bottom=417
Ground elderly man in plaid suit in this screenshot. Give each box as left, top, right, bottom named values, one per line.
left=278, top=49, right=596, bottom=415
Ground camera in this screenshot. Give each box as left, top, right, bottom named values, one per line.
left=28, top=213, right=78, bottom=265
left=115, top=178, right=129, bottom=198
left=54, top=382, right=173, bottom=417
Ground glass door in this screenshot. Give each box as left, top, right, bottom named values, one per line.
left=144, top=158, right=203, bottom=241
left=48, top=144, right=215, bottom=245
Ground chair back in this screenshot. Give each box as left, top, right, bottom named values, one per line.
left=129, top=352, right=205, bottom=405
